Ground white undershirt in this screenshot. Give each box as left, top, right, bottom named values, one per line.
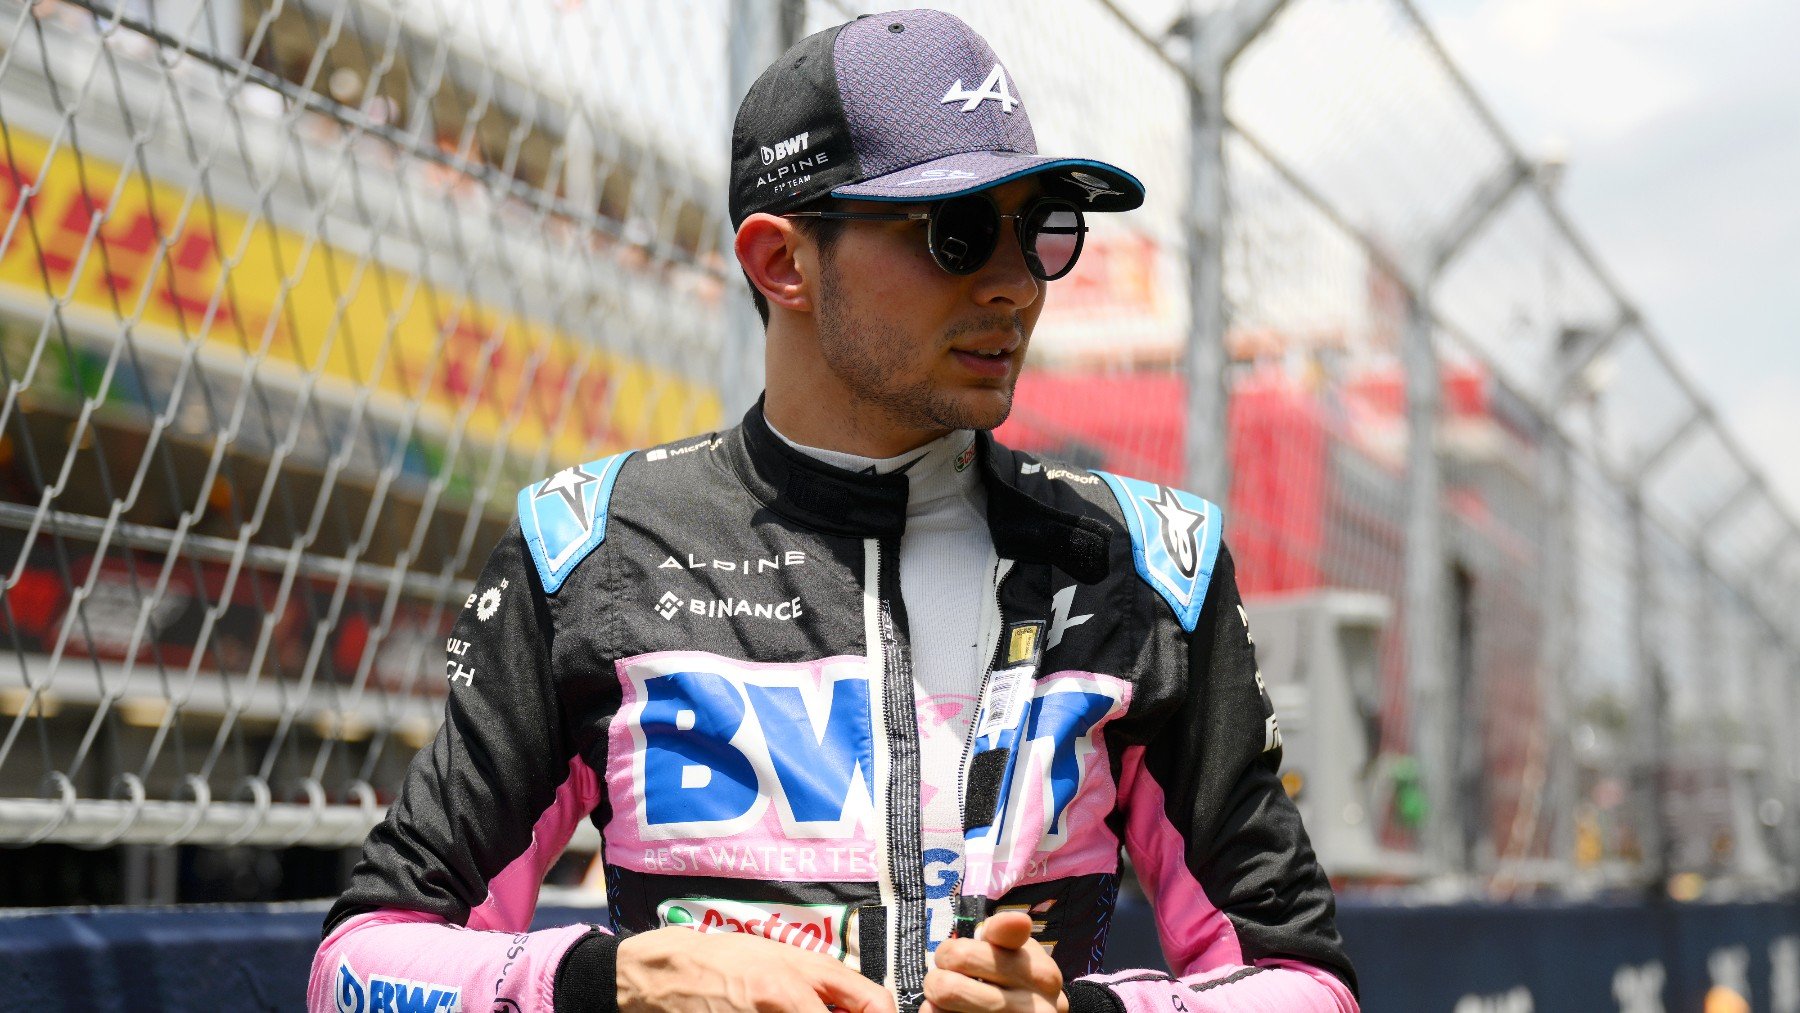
left=769, top=422, right=993, bottom=957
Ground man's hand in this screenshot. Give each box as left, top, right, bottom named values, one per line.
left=616, top=926, right=897, bottom=1013
left=923, top=911, right=1070, bottom=1013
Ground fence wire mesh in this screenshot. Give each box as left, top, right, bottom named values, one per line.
left=0, top=0, right=731, bottom=853
left=0, top=0, right=1795, bottom=903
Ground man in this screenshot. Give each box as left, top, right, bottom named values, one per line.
left=310, top=10, right=1358, bottom=1013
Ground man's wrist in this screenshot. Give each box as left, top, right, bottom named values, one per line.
left=1063, top=980, right=1126, bottom=1013
left=553, top=928, right=623, bottom=1013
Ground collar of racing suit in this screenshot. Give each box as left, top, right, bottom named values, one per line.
left=731, top=398, right=1112, bottom=584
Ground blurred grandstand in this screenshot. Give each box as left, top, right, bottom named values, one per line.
left=0, top=0, right=1795, bottom=972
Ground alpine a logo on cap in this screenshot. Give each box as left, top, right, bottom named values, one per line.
left=941, top=63, right=1017, bottom=113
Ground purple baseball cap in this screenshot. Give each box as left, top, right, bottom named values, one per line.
left=728, top=9, right=1144, bottom=227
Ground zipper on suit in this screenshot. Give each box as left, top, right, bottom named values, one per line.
left=861, top=539, right=898, bottom=991
left=949, top=555, right=1015, bottom=937
left=872, top=538, right=928, bottom=1009
left=956, top=554, right=1014, bottom=830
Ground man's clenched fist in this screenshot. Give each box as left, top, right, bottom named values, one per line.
left=923, top=911, right=1070, bottom=1013
left=616, top=925, right=898, bottom=1013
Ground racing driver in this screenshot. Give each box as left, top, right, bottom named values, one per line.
left=310, top=9, right=1360, bottom=1013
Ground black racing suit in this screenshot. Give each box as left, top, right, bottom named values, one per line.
left=308, top=405, right=1358, bottom=1013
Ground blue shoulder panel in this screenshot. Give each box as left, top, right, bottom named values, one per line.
left=1094, top=472, right=1223, bottom=634
left=517, top=451, right=633, bottom=594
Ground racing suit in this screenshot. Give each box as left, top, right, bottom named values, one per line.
left=309, top=404, right=1359, bottom=1013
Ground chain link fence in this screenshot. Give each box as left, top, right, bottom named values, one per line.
left=1, top=0, right=1795, bottom=902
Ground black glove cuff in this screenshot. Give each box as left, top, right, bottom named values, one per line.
left=553, top=928, right=623, bottom=1013
left=1065, top=980, right=1129, bottom=1013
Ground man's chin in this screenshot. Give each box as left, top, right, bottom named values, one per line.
left=933, top=386, right=1015, bottom=432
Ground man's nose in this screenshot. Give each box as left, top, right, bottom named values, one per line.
left=970, top=226, right=1040, bottom=309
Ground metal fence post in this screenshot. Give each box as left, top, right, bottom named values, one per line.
left=1789, top=640, right=1800, bottom=892
left=1182, top=8, right=1230, bottom=501
left=1398, top=160, right=1528, bottom=883
left=1179, top=0, right=1291, bottom=498
left=721, top=0, right=805, bottom=418
left=1537, top=406, right=1578, bottom=877
left=1400, top=277, right=1455, bottom=880
left=1626, top=485, right=1672, bottom=898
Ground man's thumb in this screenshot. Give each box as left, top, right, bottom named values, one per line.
left=811, top=959, right=898, bottom=1013
left=975, top=911, right=1035, bottom=950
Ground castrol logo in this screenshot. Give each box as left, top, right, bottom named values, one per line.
left=657, top=897, right=850, bottom=961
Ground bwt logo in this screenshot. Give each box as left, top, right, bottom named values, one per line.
left=336, top=960, right=462, bottom=1013
left=622, top=655, right=875, bottom=841
left=967, top=674, right=1128, bottom=850
left=761, top=132, right=810, bottom=165
left=659, top=897, right=850, bottom=960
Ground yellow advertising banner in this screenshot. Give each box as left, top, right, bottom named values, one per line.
left=0, top=127, right=721, bottom=462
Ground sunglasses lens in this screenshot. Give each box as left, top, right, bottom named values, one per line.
left=1026, top=203, right=1085, bottom=280
left=930, top=196, right=1000, bottom=274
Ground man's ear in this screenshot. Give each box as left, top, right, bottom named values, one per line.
left=735, top=213, right=812, bottom=316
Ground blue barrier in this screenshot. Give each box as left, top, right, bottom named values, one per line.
left=1, top=897, right=1796, bottom=1011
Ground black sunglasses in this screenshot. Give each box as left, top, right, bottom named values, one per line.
left=783, top=194, right=1088, bottom=281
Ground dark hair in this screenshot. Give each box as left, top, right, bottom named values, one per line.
left=744, top=201, right=848, bottom=327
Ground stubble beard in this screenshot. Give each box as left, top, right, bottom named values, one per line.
left=814, top=258, right=1020, bottom=434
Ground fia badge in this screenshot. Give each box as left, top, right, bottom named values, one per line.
left=975, top=621, right=1046, bottom=742
left=1006, top=621, right=1043, bottom=665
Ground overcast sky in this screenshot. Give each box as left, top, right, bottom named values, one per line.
left=1419, top=0, right=1800, bottom=514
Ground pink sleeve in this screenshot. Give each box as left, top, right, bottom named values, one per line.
left=1066, top=746, right=1359, bottom=1013
left=308, top=758, right=611, bottom=1012
left=308, top=910, right=601, bottom=1013
left=1075, top=961, right=1357, bottom=1013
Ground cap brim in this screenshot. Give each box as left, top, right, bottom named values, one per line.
left=831, top=151, right=1144, bottom=212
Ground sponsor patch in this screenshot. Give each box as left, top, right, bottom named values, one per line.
left=1019, top=460, right=1098, bottom=485
left=618, top=653, right=876, bottom=842
left=334, top=959, right=462, bottom=1013
left=644, top=437, right=717, bottom=463
left=473, top=580, right=505, bottom=621
left=658, top=897, right=851, bottom=960
left=962, top=672, right=1132, bottom=897
left=659, top=551, right=808, bottom=573
left=445, top=659, right=475, bottom=687
left=1067, top=170, right=1122, bottom=204
left=1095, top=472, right=1221, bottom=633
left=761, top=132, right=811, bottom=165
left=652, top=593, right=805, bottom=622
left=754, top=152, right=832, bottom=191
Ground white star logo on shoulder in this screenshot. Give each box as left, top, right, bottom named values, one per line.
left=941, top=63, right=1017, bottom=113
left=536, top=464, right=597, bottom=533
left=1148, top=485, right=1203, bottom=578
